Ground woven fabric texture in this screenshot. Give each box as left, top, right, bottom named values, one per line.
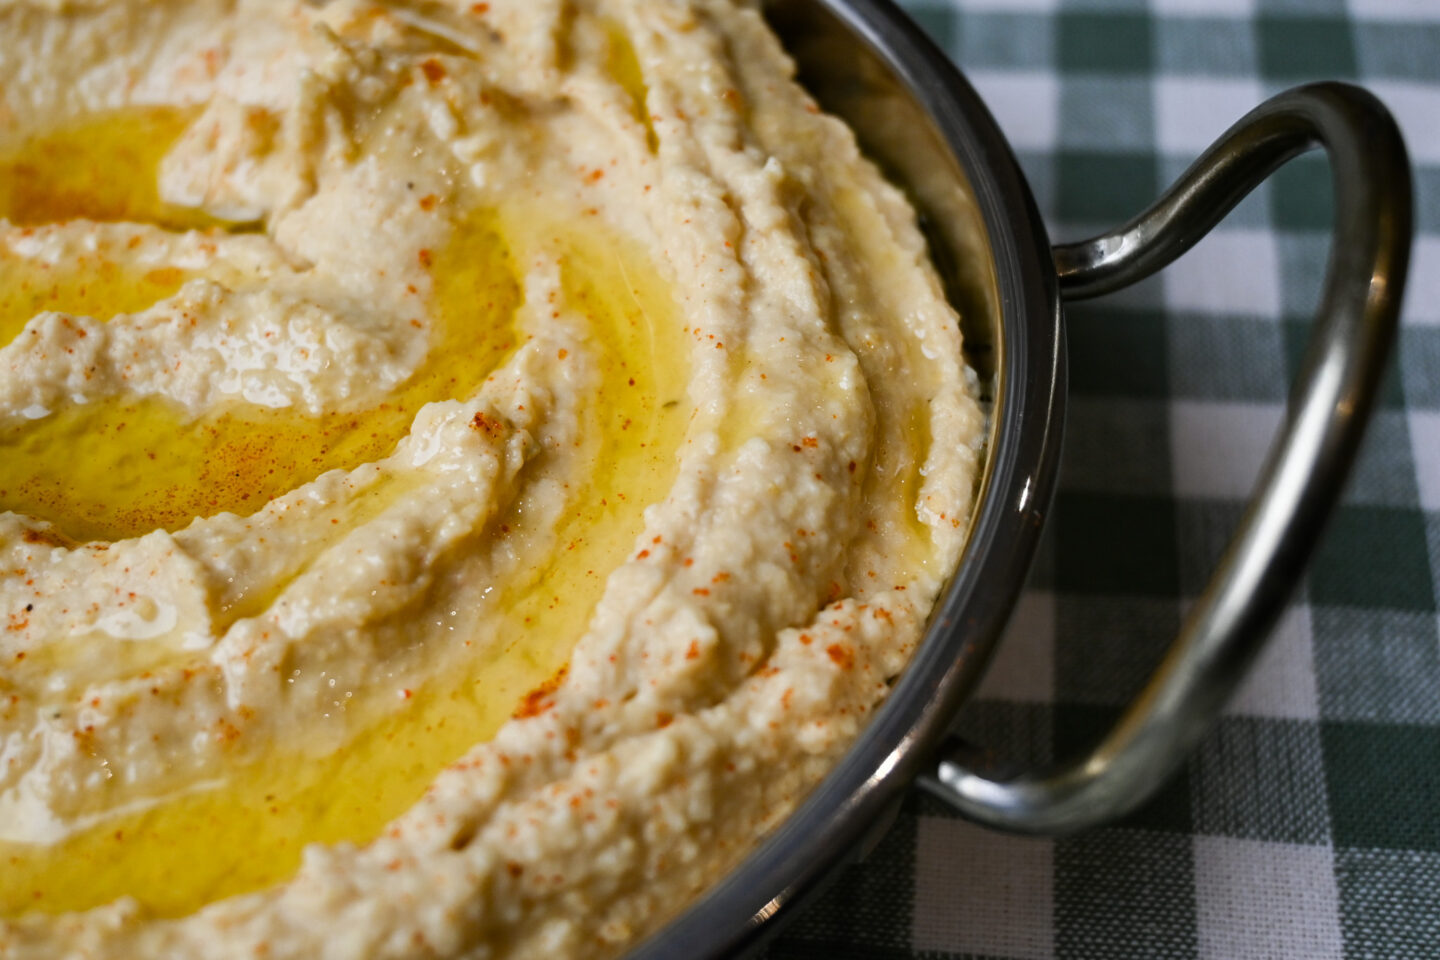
left=761, top=1, right=1440, bottom=957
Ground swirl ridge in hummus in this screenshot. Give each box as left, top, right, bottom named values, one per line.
left=0, top=0, right=984, bottom=956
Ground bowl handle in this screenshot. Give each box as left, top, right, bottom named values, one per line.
left=918, top=81, right=1412, bottom=834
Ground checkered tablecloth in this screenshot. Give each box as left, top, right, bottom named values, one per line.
left=760, top=1, right=1440, bottom=958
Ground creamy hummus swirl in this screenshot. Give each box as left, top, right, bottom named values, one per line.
left=0, top=0, right=984, bottom=956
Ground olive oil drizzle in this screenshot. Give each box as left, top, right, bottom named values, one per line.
left=0, top=106, right=230, bottom=233
left=0, top=108, right=209, bottom=349
left=0, top=109, right=689, bottom=920
left=0, top=207, right=520, bottom=543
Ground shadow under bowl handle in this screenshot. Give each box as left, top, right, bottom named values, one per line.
left=919, top=81, right=1412, bottom=834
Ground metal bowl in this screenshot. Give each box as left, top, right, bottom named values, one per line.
left=627, top=0, right=1412, bottom=955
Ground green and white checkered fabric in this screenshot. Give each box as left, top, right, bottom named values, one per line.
left=760, top=1, right=1440, bottom=957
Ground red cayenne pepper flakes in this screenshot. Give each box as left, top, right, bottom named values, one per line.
left=420, top=59, right=447, bottom=84
left=470, top=412, right=502, bottom=436
left=513, top=665, right=568, bottom=719
left=825, top=643, right=854, bottom=671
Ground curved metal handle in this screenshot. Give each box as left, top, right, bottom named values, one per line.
left=919, top=81, right=1412, bottom=834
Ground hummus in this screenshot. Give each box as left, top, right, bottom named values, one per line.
left=0, top=0, right=984, bottom=956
